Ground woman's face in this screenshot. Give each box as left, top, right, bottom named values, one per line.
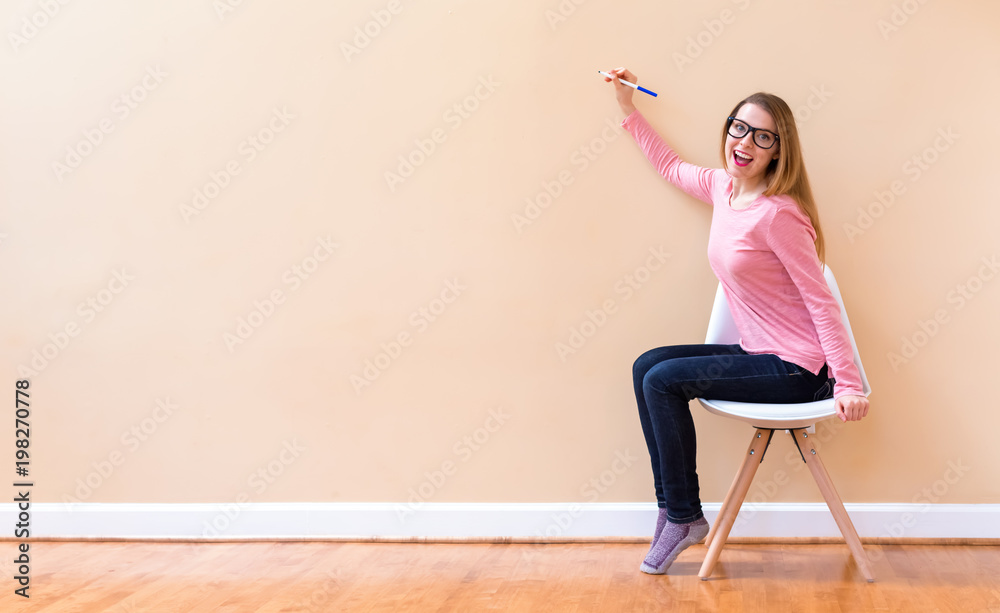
left=725, top=103, right=780, bottom=183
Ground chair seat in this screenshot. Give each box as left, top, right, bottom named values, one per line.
left=697, top=397, right=836, bottom=429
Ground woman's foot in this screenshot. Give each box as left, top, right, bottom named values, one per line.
left=639, top=516, right=710, bottom=575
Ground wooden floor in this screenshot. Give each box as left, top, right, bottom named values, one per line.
left=3, top=541, right=999, bottom=612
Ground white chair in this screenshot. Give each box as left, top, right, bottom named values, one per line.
left=696, top=265, right=875, bottom=582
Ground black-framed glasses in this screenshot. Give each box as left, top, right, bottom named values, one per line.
left=726, top=117, right=779, bottom=149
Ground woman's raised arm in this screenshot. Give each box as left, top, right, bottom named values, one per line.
left=605, top=68, right=720, bottom=205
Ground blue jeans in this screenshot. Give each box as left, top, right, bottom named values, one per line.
left=632, top=343, right=835, bottom=523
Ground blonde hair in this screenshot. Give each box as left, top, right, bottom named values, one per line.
left=720, top=93, right=826, bottom=266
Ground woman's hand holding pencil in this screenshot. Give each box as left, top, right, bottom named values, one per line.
left=600, top=67, right=653, bottom=116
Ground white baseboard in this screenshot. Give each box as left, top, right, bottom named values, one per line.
left=1, top=502, right=997, bottom=540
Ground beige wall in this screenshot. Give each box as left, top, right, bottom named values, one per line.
left=3, top=0, right=998, bottom=508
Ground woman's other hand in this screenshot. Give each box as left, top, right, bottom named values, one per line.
left=835, top=394, right=869, bottom=422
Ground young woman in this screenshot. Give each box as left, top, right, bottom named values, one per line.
left=603, top=67, right=869, bottom=575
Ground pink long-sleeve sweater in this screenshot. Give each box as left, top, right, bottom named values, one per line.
left=622, top=109, right=864, bottom=400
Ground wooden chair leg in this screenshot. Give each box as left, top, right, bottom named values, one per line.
left=698, top=428, right=771, bottom=580
left=790, top=428, right=876, bottom=583
left=704, top=454, right=744, bottom=548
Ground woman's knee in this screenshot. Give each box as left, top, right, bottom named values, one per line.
left=632, top=345, right=698, bottom=382
left=642, top=360, right=705, bottom=402
left=633, top=347, right=668, bottom=384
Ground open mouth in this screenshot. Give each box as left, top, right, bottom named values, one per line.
left=733, top=150, right=753, bottom=168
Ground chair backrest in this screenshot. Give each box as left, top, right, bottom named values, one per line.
left=703, top=265, right=871, bottom=396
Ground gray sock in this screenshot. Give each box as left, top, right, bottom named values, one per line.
left=639, top=516, right=710, bottom=575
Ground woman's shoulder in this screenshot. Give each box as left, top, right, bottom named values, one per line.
left=762, top=191, right=800, bottom=208
left=761, top=192, right=808, bottom=219
left=763, top=194, right=816, bottom=239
